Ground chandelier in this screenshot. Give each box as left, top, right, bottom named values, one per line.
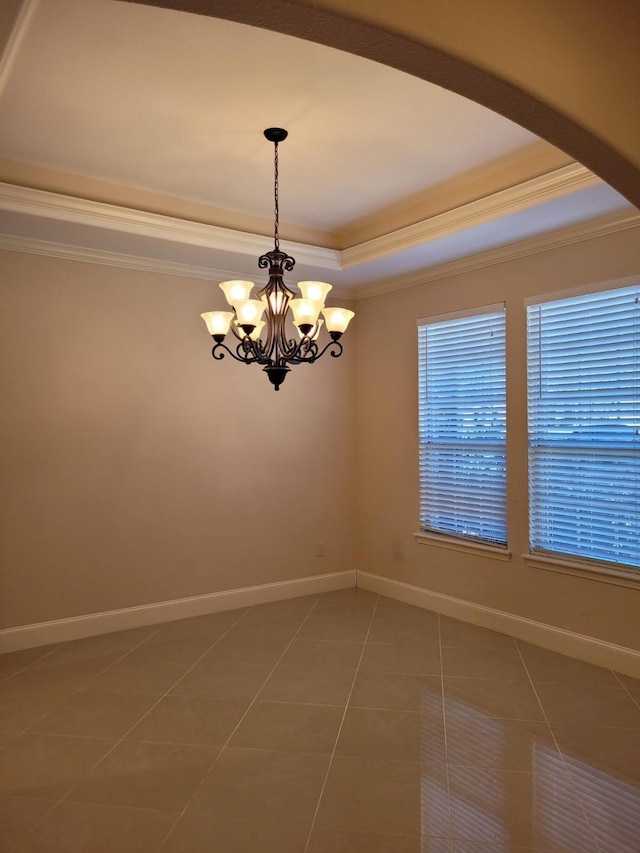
left=201, top=128, right=354, bottom=390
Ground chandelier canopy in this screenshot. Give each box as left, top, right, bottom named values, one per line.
left=201, top=128, right=354, bottom=390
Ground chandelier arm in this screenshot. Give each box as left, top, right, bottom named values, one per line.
left=289, top=342, right=317, bottom=364
left=238, top=338, right=274, bottom=366
left=292, top=338, right=344, bottom=364
left=211, top=341, right=263, bottom=365
left=250, top=336, right=267, bottom=360
left=322, top=339, right=344, bottom=359
left=278, top=332, right=306, bottom=363
left=286, top=338, right=317, bottom=364
left=225, top=324, right=273, bottom=366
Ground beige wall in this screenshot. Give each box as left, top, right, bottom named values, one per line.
left=0, top=250, right=355, bottom=628
left=353, top=227, right=640, bottom=651
left=3, top=230, right=640, bottom=651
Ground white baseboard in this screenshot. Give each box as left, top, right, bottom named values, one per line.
left=357, top=570, right=640, bottom=679
left=4, top=567, right=638, bottom=679
left=0, top=570, right=356, bottom=654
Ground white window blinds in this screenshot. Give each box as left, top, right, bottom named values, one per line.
left=418, top=306, right=507, bottom=546
left=527, top=283, right=640, bottom=571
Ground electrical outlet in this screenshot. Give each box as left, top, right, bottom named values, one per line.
left=316, top=541, right=325, bottom=557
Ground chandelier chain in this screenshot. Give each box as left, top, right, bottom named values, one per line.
left=273, top=141, right=279, bottom=250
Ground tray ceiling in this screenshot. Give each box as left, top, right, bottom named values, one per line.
left=0, top=0, right=635, bottom=293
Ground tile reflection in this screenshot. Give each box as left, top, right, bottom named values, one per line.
left=441, top=692, right=596, bottom=849
left=448, top=765, right=511, bottom=846
left=557, top=749, right=640, bottom=853
left=420, top=681, right=450, bottom=840
left=533, top=746, right=597, bottom=851
left=551, top=723, right=640, bottom=786
left=440, top=678, right=640, bottom=850
left=420, top=766, right=450, bottom=839
left=443, top=698, right=505, bottom=769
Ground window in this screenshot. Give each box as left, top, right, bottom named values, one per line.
left=417, top=305, right=507, bottom=546
left=527, top=282, right=640, bottom=572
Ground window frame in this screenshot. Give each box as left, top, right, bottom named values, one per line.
left=416, top=302, right=509, bottom=554
left=525, top=275, right=640, bottom=581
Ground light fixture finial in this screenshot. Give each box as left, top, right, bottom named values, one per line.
left=263, top=127, right=288, bottom=144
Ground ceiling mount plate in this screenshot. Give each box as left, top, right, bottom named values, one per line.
left=264, top=127, right=288, bottom=144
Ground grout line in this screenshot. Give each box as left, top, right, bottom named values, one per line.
left=437, top=611, right=455, bottom=850
left=7, top=800, right=60, bottom=853
left=0, top=730, right=20, bottom=756
left=0, top=642, right=64, bottom=687
left=611, top=670, right=640, bottom=711
left=197, top=697, right=426, bottom=712
left=5, top=624, right=167, bottom=852
left=7, top=625, right=165, bottom=738
left=302, top=593, right=381, bottom=853
left=11, top=609, right=260, bottom=851
left=513, top=638, right=604, bottom=853
left=155, top=595, right=329, bottom=850
left=233, top=635, right=369, bottom=645
left=123, top=740, right=443, bottom=763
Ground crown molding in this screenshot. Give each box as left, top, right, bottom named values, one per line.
left=0, top=233, right=245, bottom=281
left=0, top=232, right=354, bottom=297
left=0, top=168, right=632, bottom=300
left=0, top=163, right=598, bottom=278
left=341, top=163, right=601, bottom=269
left=2, top=206, right=636, bottom=302
left=0, top=182, right=342, bottom=270
left=352, top=209, right=640, bottom=300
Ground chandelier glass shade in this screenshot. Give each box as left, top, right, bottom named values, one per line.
left=201, top=128, right=354, bottom=390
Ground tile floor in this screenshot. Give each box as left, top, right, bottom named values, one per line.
left=0, top=589, right=639, bottom=852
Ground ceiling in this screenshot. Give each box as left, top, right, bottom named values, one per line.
left=0, top=0, right=635, bottom=294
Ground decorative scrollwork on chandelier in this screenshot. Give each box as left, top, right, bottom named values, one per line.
left=201, top=128, right=354, bottom=390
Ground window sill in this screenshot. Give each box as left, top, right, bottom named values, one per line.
left=524, top=553, right=640, bottom=590
left=414, top=532, right=511, bottom=561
